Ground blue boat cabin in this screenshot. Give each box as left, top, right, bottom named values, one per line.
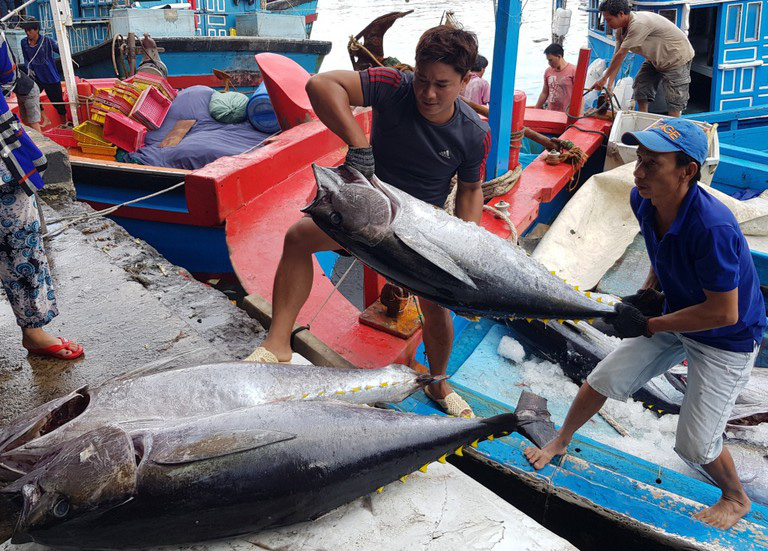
left=588, top=0, right=768, bottom=112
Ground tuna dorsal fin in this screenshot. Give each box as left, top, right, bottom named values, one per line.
left=111, top=348, right=213, bottom=383
left=152, top=428, right=296, bottom=465
left=395, top=229, right=477, bottom=290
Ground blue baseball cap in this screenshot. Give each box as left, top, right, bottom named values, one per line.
left=621, top=118, right=708, bottom=165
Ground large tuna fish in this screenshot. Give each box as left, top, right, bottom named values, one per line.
left=302, top=165, right=616, bottom=320
left=2, top=401, right=524, bottom=549
left=0, top=362, right=435, bottom=481
left=666, top=366, right=768, bottom=436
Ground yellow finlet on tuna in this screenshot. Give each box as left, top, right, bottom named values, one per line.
left=380, top=382, right=389, bottom=387
left=438, top=454, right=447, bottom=464
left=419, top=464, right=429, bottom=473
left=487, top=435, right=494, bottom=441
left=376, top=486, right=384, bottom=493
left=400, top=475, right=408, bottom=483
left=455, top=447, right=463, bottom=457
left=470, top=440, right=479, bottom=448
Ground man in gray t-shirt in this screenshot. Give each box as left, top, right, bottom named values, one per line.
left=247, top=25, right=490, bottom=419
left=590, top=0, right=694, bottom=116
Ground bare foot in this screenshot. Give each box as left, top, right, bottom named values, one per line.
left=693, top=494, right=751, bottom=530
left=524, top=436, right=568, bottom=470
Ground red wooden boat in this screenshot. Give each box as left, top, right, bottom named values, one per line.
left=225, top=50, right=611, bottom=369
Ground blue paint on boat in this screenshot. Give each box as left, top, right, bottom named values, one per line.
left=586, top=0, right=768, bottom=113
left=23, top=0, right=328, bottom=79
left=390, top=320, right=768, bottom=548
left=111, top=216, right=233, bottom=276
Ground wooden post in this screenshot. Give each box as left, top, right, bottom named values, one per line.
left=362, top=265, right=385, bottom=309
left=567, top=48, right=591, bottom=127
left=49, top=0, right=79, bottom=125
left=508, top=90, right=526, bottom=170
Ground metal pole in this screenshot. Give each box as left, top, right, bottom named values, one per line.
left=0, top=0, right=37, bottom=22
left=487, top=0, right=521, bottom=179
left=48, top=0, right=79, bottom=125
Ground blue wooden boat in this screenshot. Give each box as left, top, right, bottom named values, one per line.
left=373, top=104, right=768, bottom=549
left=12, top=0, right=329, bottom=80
left=586, top=0, right=768, bottom=112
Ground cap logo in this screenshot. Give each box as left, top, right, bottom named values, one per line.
left=649, top=120, right=682, bottom=141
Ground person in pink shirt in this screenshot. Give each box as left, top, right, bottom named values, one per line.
left=462, top=55, right=490, bottom=106
left=535, top=43, right=576, bottom=113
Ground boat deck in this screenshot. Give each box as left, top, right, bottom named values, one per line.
left=390, top=320, right=768, bottom=550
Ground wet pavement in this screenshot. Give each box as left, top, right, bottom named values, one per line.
left=0, top=189, right=266, bottom=540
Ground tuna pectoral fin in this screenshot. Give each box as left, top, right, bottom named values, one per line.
left=395, top=230, right=478, bottom=290
left=152, top=428, right=296, bottom=465
left=514, top=391, right=558, bottom=448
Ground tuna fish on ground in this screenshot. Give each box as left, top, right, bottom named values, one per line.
left=2, top=401, right=528, bottom=549
left=302, top=165, right=616, bottom=321
left=0, top=362, right=436, bottom=481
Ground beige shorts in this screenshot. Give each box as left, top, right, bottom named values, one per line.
left=587, top=331, right=758, bottom=465
left=632, top=60, right=692, bottom=113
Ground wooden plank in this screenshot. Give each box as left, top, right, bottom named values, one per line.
left=69, top=155, right=191, bottom=176
left=242, top=292, right=358, bottom=369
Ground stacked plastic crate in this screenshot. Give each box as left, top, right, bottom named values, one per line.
left=71, top=73, right=176, bottom=160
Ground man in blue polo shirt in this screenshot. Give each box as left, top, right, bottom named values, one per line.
left=246, top=26, right=490, bottom=419
left=525, top=118, right=765, bottom=530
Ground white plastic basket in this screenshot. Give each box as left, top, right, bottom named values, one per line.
left=604, top=111, right=719, bottom=185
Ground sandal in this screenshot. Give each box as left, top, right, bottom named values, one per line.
left=26, top=337, right=84, bottom=361
left=424, top=386, right=475, bottom=418
left=244, top=346, right=284, bottom=363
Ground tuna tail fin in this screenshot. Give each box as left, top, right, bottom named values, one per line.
left=513, top=391, right=558, bottom=448
left=478, top=392, right=557, bottom=447
left=415, top=374, right=450, bottom=387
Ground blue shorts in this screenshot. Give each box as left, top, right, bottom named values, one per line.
left=587, top=332, right=758, bottom=464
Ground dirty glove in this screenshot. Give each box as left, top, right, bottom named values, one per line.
left=605, top=302, right=652, bottom=339
left=621, top=288, right=665, bottom=317
left=345, top=146, right=375, bottom=180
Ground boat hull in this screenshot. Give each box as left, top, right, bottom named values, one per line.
left=72, top=36, right=331, bottom=80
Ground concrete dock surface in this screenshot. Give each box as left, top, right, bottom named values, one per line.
left=0, top=191, right=266, bottom=540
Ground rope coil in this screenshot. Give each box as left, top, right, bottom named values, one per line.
left=443, top=164, right=522, bottom=242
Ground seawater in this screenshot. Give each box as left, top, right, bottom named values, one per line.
left=312, top=0, right=591, bottom=100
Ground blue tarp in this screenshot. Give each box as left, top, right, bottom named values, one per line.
left=128, top=85, right=271, bottom=170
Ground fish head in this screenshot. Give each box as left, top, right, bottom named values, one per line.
left=2, top=426, right=137, bottom=542
left=303, top=164, right=398, bottom=247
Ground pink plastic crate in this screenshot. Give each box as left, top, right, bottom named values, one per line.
left=103, top=112, right=146, bottom=152
left=133, top=71, right=177, bottom=100
left=43, top=128, right=78, bottom=148
left=129, top=86, right=171, bottom=130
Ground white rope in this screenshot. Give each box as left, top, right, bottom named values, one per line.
left=43, top=180, right=186, bottom=238
left=305, top=257, right=358, bottom=328
left=483, top=204, right=518, bottom=243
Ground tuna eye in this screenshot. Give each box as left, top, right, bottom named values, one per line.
left=330, top=212, right=343, bottom=226
left=52, top=499, right=70, bottom=518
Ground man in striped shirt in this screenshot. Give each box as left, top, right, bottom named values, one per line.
left=249, top=25, right=491, bottom=419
